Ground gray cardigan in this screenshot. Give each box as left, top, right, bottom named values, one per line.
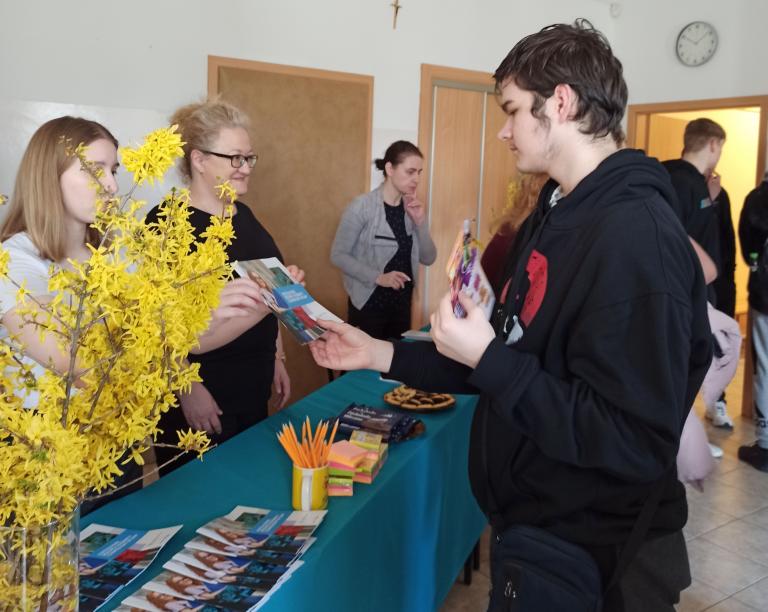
left=331, top=184, right=437, bottom=310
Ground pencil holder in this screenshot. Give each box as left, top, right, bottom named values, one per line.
left=292, top=464, right=329, bottom=511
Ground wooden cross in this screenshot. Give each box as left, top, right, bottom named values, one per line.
left=391, top=0, right=402, bottom=29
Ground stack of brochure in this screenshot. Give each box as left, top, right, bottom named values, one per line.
left=78, top=524, right=181, bottom=611
left=116, top=506, right=326, bottom=612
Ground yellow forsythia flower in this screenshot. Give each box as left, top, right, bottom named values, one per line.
left=120, top=125, right=185, bottom=185
left=0, top=130, right=235, bottom=539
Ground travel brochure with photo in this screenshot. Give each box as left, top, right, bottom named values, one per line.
left=233, top=258, right=342, bottom=344
left=446, top=219, right=495, bottom=320
left=118, top=506, right=325, bottom=612
left=78, top=523, right=182, bottom=611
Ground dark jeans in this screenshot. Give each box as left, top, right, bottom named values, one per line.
left=347, top=299, right=411, bottom=341
left=487, top=529, right=690, bottom=612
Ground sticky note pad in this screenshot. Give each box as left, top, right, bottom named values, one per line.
left=350, top=430, right=383, bottom=452
left=328, top=440, right=368, bottom=468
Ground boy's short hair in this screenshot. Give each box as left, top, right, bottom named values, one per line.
left=493, top=19, right=627, bottom=145
left=683, top=118, right=726, bottom=154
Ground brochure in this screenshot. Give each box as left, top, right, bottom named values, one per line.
left=446, top=219, right=495, bottom=319
left=119, top=506, right=322, bottom=611
left=121, top=560, right=301, bottom=612
left=233, top=258, right=342, bottom=344
left=195, top=506, right=325, bottom=556
left=166, top=554, right=289, bottom=588
left=185, top=535, right=316, bottom=559
left=140, top=569, right=269, bottom=611
left=78, top=523, right=181, bottom=611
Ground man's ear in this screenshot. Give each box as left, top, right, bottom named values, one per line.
left=551, top=83, right=579, bottom=124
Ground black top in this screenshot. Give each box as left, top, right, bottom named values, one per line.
left=363, top=201, right=413, bottom=312
left=145, top=201, right=282, bottom=363
left=739, top=181, right=768, bottom=313
left=388, top=150, right=712, bottom=551
left=662, top=159, right=721, bottom=272
left=714, top=187, right=736, bottom=276
left=712, top=186, right=737, bottom=316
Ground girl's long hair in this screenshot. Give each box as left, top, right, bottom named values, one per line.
left=1, top=116, right=117, bottom=261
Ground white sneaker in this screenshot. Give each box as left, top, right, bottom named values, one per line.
left=708, top=443, right=724, bottom=458
left=706, top=400, right=734, bottom=429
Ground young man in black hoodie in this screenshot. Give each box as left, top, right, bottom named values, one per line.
left=662, top=118, right=726, bottom=282
left=663, top=119, right=733, bottom=430
left=312, top=22, right=711, bottom=612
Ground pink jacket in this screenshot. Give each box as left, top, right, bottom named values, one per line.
left=701, top=303, right=742, bottom=411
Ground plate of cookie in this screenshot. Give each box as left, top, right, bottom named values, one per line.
left=383, top=385, right=455, bottom=412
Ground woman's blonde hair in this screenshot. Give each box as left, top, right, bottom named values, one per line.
left=491, top=172, right=549, bottom=235
left=171, top=98, right=251, bottom=182
left=1, top=116, right=118, bottom=262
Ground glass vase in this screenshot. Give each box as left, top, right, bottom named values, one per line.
left=0, top=508, right=80, bottom=611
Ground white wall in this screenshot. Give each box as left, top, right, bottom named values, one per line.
left=2, top=0, right=766, bottom=194
left=0, top=0, right=609, bottom=194
left=611, top=0, right=768, bottom=105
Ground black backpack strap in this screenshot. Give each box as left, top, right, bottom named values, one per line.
left=603, top=474, right=666, bottom=592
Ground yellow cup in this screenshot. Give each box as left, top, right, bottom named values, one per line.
left=292, top=464, right=329, bottom=511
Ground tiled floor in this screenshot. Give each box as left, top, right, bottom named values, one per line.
left=440, top=359, right=768, bottom=611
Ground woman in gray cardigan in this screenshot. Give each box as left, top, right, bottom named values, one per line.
left=331, top=141, right=436, bottom=340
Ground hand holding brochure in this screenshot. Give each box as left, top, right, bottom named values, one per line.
left=446, top=219, right=495, bottom=320
left=233, top=258, right=342, bottom=345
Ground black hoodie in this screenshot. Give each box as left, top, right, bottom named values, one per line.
left=738, top=180, right=768, bottom=313
left=662, top=158, right=721, bottom=274
left=388, top=149, right=712, bottom=551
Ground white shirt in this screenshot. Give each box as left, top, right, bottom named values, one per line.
left=0, top=232, right=57, bottom=408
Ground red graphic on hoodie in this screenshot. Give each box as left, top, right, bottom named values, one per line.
left=519, top=249, right=547, bottom=327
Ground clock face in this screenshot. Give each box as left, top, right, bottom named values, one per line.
left=676, top=21, right=718, bottom=67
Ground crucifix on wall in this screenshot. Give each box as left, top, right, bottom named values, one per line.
left=391, top=0, right=402, bottom=29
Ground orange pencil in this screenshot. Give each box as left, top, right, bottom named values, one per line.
left=288, top=422, right=308, bottom=467
left=324, top=419, right=339, bottom=463
left=312, top=421, right=326, bottom=461
left=277, top=432, right=299, bottom=464
left=305, top=416, right=314, bottom=449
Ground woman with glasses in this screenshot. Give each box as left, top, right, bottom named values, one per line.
left=147, top=99, right=301, bottom=475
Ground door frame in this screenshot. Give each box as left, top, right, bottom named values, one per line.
left=627, top=95, right=768, bottom=186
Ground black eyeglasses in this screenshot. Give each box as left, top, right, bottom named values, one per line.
left=200, top=150, right=259, bottom=168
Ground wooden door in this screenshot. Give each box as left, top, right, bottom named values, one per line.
left=415, top=65, right=518, bottom=327
left=209, top=57, right=373, bottom=407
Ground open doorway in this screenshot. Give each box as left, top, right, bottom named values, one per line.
left=628, top=96, right=768, bottom=419
left=628, top=97, right=768, bottom=323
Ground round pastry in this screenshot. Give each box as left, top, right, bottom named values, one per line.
left=384, top=385, right=455, bottom=411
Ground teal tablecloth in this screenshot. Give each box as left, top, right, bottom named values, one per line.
left=85, top=369, right=487, bottom=611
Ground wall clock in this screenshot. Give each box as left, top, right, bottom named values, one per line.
left=676, top=21, right=718, bottom=67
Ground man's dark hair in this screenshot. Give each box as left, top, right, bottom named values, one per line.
left=494, top=19, right=628, bottom=145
